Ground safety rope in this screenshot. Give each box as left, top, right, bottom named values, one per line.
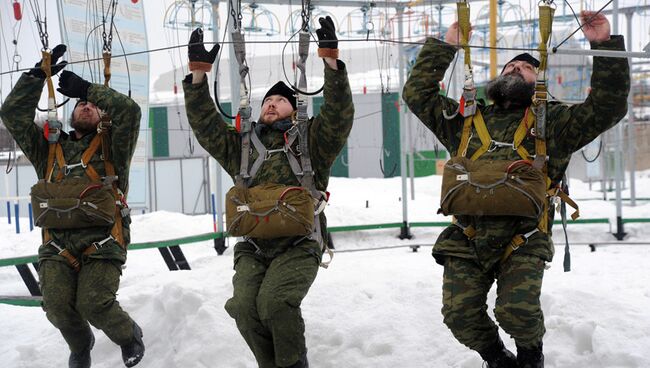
left=232, top=0, right=253, bottom=187
left=531, top=0, right=555, bottom=170
left=457, top=1, right=477, bottom=118
left=100, top=0, right=118, bottom=87
left=27, top=1, right=62, bottom=151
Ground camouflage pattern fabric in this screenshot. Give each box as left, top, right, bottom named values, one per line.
left=39, top=258, right=135, bottom=352
left=403, top=36, right=629, bottom=351
left=403, top=36, right=629, bottom=270
left=184, top=62, right=354, bottom=367
left=224, top=240, right=321, bottom=368
left=0, top=73, right=141, bottom=353
left=0, top=73, right=141, bottom=262
left=442, top=254, right=546, bottom=351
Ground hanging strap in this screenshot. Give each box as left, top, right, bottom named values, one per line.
left=456, top=1, right=478, bottom=118
left=100, top=131, right=125, bottom=247
left=512, top=108, right=535, bottom=160
left=532, top=2, right=555, bottom=170
left=232, top=30, right=253, bottom=188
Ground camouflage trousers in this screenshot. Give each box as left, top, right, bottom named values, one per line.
left=39, top=258, right=136, bottom=353
left=441, top=253, right=546, bottom=352
left=225, top=240, right=321, bottom=368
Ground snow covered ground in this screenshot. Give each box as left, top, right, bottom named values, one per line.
left=1, top=175, right=650, bottom=368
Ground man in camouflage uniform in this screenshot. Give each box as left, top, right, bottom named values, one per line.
left=183, top=17, right=353, bottom=368
left=0, top=45, right=145, bottom=368
left=403, top=11, right=629, bottom=368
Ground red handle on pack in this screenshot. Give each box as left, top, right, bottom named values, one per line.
left=79, top=184, right=103, bottom=199
left=279, top=187, right=304, bottom=200
left=13, top=1, right=22, bottom=21
left=506, top=160, right=533, bottom=174
left=235, top=113, right=241, bottom=133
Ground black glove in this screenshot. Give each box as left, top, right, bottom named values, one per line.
left=27, top=44, right=68, bottom=79
left=316, top=16, right=338, bottom=49
left=57, top=70, right=90, bottom=100
left=188, top=28, right=220, bottom=71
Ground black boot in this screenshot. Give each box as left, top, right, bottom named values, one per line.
left=517, top=343, right=544, bottom=368
left=121, top=322, right=145, bottom=367
left=478, top=338, right=518, bottom=368
left=286, top=351, right=309, bottom=368
left=69, top=331, right=95, bottom=368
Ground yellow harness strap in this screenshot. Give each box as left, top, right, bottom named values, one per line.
left=500, top=234, right=526, bottom=265
left=512, top=108, right=535, bottom=160
left=468, top=112, right=492, bottom=161
left=457, top=108, right=533, bottom=162
left=457, top=1, right=472, bottom=68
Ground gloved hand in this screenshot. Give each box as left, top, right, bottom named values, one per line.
left=27, top=44, right=68, bottom=79
left=57, top=70, right=90, bottom=100
left=316, top=16, right=338, bottom=50
left=188, top=28, right=220, bottom=72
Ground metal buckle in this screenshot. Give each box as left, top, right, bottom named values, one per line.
left=91, top=235, right=114, bottom=250
left=64, top=160, right=88, bottom=176
left=264, top=146, right=287, bottom=160
left=487, top=140, right=514, bottom=153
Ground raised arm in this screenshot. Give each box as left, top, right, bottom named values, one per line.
left=0, top=45, right=68, bottom=176
left=309, top=16, right=354, bottom=170
left=550, top=11, right=630, bottom=154
left=0, top=74, right=49, bottom=174
left=88, top=84, right=141, bottom=167
left=57, top=69, right=141, bottom=192
left=402, top=34, right=464, bottom=151
left=309, top=61, right=354, bottom=169
left=183, top=28, right=241, bottom=178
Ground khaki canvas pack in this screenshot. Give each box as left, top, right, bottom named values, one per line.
left=440, top=157, right=546, bottom=219
left=31, top=177, right=116, bottom=229
left=226, top=183, right=315, bottom=238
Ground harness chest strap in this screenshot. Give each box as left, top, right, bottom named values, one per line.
left=42, top=130, right=127, bottom=268
left=454, top=107, right=579, bottom=262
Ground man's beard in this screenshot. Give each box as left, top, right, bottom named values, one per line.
left=485, top=73, right=535, bottom=108
left=258, top=113, right=290, bottom=125
left=71, top=117, right=98, bottom=136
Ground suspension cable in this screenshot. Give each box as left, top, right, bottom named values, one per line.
left=28, top=0, right=62, bottom=144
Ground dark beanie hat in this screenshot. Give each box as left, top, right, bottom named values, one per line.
left=262, top=81, right=297, bottom=110
left=501, top=53, right=540, bottom=74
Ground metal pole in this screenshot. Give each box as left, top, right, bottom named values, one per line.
left=612, top=0, right=626, bottom=240
left=489, top=0, right=497, bottom=78
left=552, top=48, right=650, bottom=58
left=397, top=4, right=412, bottom=240
left=211, top=0, right=225, bottom=234
left=408, top=111, right=415, bottom=201
left=626, top=12, right=636, bottom=207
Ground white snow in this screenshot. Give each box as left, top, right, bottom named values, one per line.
left=1, top=174, right=650, bottom=368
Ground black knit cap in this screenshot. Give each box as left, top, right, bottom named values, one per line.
left=262, top=81, right=297, bottom=110
left=501, top=53, right=540, bottom=74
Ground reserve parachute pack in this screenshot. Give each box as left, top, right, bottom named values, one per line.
left=31, top=176, right=116, bottom=229
left=441, top=1, right=578, bottom=269
left=223, top=8, right=333, bottom=267
left=226, top=184, right=315, bottom=238
left=440, top=157, right=547, bottom=219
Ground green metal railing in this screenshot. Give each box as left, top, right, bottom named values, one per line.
left=1, top=216, right=646, bottom=307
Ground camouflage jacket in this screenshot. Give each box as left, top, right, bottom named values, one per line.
left=183, top=61, right=354, bottom=252
left=0, top=73, right=141, bottom=263
left=403, top=37, right=629, bottom=270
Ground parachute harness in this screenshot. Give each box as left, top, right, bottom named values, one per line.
left=450, top=0, right=577, bottom=271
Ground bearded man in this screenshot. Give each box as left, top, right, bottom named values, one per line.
left=183, top=16, right=353, bottom=368
left=402, top=11, right=629, bottom=368
left=0, top=45, right=144, bottom=368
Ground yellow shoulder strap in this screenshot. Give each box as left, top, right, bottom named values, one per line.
left=513, top=108, right=535, bottom=160
left=468, top=111, right=492, bottom=161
